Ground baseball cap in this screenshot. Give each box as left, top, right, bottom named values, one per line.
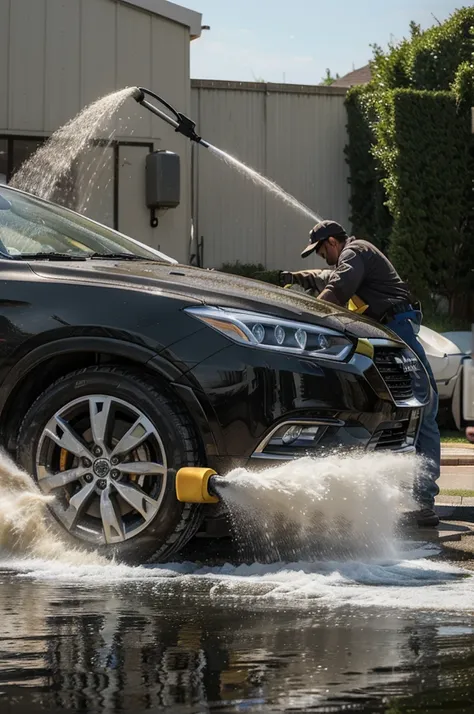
left=301, top=220, right=348, bottom=258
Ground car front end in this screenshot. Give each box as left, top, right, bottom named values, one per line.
left=170, top=303, right=429, bottom=474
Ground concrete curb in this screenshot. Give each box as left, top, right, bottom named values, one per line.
left=440, top=445, right=474, bottom=467
left=441, top=455, right=474, bottom=466
left=417, top=522, right=474, bottom=542
left=435, top=504, right=474, bottom=521
left=436, top=496, right=474, bottom=506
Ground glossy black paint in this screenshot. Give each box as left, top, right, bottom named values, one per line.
left=0, top=187, right=428, bottom=477
left=183, top=347, right=420, bottom=472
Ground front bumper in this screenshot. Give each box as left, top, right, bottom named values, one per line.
left=181, top=336, right=428, bottom=473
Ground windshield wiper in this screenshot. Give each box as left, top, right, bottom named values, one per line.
left=88, top=252, right=157, bottom=261
left=17, top=253, right=87, bottom=261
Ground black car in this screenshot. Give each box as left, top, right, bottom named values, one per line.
left=0, top=185, right=429, bottom=563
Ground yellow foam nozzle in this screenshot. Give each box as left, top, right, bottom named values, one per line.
left=175, top=467, right=220, bottom=503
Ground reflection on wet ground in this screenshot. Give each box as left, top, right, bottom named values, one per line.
left=0, top=448, right=473, bottom=712
left=1, top=568, right=474, bottom=714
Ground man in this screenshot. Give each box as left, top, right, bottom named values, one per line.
left=281, top=220, right=440, bottom=528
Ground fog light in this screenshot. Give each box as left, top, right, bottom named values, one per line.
left=300, top=426, right=320, bottom=439
left=253, top=422, right=323, bottom=459
left=282, top=425, right=303, bottom=444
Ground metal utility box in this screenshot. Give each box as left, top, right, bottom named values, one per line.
left=145, top=150, right=180, bottom=209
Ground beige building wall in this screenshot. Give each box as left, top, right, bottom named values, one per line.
left=191, top=80, right=350, bottom=272
left=0, top=0, right=201, bottom=263
left=0, top=1, right=351, bottom=272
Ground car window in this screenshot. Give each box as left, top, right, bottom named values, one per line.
left=0, top=186, right=177, bottom=263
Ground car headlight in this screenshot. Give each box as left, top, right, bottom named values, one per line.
left=185, top=307, right=353, bottom=361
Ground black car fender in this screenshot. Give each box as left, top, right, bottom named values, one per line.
left=0, top=336, right=175, bottom=394
left=0, top=335, right=222, bottom=460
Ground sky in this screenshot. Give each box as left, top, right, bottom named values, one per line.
left=180, top=0, right=464, bottom=84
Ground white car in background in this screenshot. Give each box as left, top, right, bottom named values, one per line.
left=418, top=326, right=473, bottom=428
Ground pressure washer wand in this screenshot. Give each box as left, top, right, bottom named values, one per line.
left=132, top=87, right=210, bottom=148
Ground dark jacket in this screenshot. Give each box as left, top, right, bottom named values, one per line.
left=320, top=237, right=410, bottom=320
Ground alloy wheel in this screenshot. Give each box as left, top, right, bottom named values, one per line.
left=35, top=395, right=168, bottom=545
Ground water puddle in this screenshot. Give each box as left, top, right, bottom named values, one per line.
left=0, top=546, right=472, bottom=618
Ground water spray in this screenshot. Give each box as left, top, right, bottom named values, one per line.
left=132, top=87, right=210, bottom=148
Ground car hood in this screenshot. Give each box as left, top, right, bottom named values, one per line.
left=419, top=326, right=471, bottom=357
left=29, top=259, right=399, bottom=341
left=417, top=325, right=471, bottom=384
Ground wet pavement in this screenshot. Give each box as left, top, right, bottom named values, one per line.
left=2, top=547, right=474, bottom=714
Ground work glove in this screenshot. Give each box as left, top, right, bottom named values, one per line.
left=280, top=270, right=327, bottom=295
left=279, top=271, right=295, bottom=287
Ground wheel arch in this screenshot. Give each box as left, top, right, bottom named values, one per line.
left=0, top=337, right=218, bottom=459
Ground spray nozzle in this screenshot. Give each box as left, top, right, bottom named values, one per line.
left=131, top=87, right=145, bottom=103
left=133, top=86, right=208, bottom=147
left=175, top=467, right=223, bottom=503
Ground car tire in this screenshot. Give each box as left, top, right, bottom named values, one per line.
left=17, top=366, right=204, bottom=564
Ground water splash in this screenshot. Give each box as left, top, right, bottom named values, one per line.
left=213, top=453, right=420, bottom=562
left=0, top=451, right=104, bottom=565
left=208, top=143, right=322, bottom=224
left=10, top=87, right=135, bottom=208
left=1, top=449, right=474, bottom=614
left=0, top=449, right=418, bottom=567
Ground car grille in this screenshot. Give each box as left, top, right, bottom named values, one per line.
left=374, top=347, right=415, bottom=403
left=372, top=422, right=409, bottom=451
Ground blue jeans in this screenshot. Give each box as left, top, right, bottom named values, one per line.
left=386, top=313, right=440, bottom=509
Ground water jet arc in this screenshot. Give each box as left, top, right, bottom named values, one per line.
left=133, top=86, right=321, bottom=225
left=133, top=86, right=210, bottom=148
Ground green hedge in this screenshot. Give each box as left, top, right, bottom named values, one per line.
left=453, top=60, right=474, bottom=106
left=404, top=9, right=474, bottom=90
left=345, top=7, right=474, bottom=315
left=378, top=90, right=472, bottom=304
left=344, top=86, right=374, bottom=239
left=369, top=8, right=474, bottom=91
left=345, top=86, right=393, bottom=250
left=219, top=261, right=281, bottom=285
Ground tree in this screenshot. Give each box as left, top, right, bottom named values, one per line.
left=320, top=68, right=340, bottom=85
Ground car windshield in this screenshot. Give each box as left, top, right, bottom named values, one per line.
left=0, top=186, right=177, bottom=263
